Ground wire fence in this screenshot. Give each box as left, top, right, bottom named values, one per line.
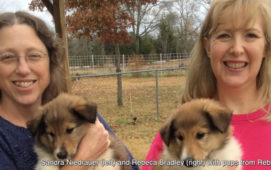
left=70, top=66, right=188, bottom=162
left=69, top=53, right=189, bottom=76
left=70, top=52, right=190, bottom=120
left=73, top=67, right=188, bottom=117
left=71, top=67, right=187, bottom=117
left=70, top=53, right=190, bottom=161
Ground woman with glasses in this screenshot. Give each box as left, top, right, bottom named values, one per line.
left=0, top=11, right=138, bottom=170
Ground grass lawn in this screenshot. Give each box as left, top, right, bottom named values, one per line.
left=71, top=75, right=185, bottom=162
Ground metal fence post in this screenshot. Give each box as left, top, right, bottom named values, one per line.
left=91, top=55, right=94, bottom=72
left=155, top=70, right=159, bottom=119
left=122, top=54, right=125, bottom=72
left=160, top=53, right=163, bottom=76
left=160, top=53, right=162, bottom=69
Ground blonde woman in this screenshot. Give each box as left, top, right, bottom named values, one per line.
left=143, top=0, right=271, bottom=170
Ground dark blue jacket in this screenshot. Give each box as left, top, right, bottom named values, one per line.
left=0, top=114, right=139, bottom=170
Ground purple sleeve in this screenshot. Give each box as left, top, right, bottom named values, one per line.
left=97, top=113, right=139, bottom=170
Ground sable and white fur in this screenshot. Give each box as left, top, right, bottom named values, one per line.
left=27, top=93, right=131, bottom=170
left=154, top=99, right=242, bottom=170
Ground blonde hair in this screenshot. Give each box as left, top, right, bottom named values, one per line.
left=182, top=0, right=271, bottom=113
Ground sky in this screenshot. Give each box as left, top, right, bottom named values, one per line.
left=0, top=0, right=54, bottom=28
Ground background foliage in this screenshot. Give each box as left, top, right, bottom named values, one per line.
left=29, top=0, right=210, bottom=56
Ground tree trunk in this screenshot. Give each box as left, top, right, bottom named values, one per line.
left=115, top=44, right=123, bottom=106
left=101, top=43, right=105, bottom=55
left=52, top=0, right=71, bottom=93
left=135, top=35, right=140, bottom=54
left=135, top=1, right=141, bottom=54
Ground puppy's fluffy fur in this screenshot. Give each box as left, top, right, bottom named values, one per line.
left=27, top=93, right=131, bottom=170
left=154, top=99, right=242, bottom=170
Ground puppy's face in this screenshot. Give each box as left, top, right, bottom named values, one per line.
left=160, top=99, right=232, bottom=162
left=27, top=93, right=97, bottom=160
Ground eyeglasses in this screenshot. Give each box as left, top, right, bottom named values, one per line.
left=0, top=51, right=49, bottom=66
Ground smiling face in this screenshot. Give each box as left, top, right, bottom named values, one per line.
left=0, top=24, right=50, bottom=106
left=204, top=9, right=266, bottom=89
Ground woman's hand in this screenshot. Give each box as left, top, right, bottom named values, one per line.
left=61, top=119, right=110, bottom=170
left=75, top=118, right=110, bottom=160
left=228, top=166, right=237, bottom=170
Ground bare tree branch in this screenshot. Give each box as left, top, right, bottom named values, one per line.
left=41, top=0, right=54, bottom=15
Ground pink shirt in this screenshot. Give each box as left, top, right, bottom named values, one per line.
left=142, top=107, right=271, bottom=170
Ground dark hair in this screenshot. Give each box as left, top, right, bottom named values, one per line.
left=0, top=11, right=67, bottom=104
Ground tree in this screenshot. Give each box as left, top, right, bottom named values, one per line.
left=163, top=0, right=207, bottom=54
left=68, top=38, right=92, bottom=56
left=124, top=0, right=159, bottom=53
left=156, top=12, right=178, bottom=54
left=140, top=35, right=156, bottom=54
left=30, top=0, right=156, bottom=106
left=65, top=0, right=135, bottom=107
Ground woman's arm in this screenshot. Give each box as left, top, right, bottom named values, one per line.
left=141, top=132, right=164, bottom=170
left=0, top=148, right=17, bottom=170
left=97, top=114, right=139, bottom=170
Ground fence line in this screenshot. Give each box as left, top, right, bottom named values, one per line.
left=71, top=66, right=188, bottom=78
left=70, top=53, right=190, bottom=118
left=72, top=67, right=188, bottom=118
left=69, top=53, right=189, bottom=76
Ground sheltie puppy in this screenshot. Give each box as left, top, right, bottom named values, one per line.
left=154, top=99, right=242, bottom=170
left=27, top=93, right=131, bottom=170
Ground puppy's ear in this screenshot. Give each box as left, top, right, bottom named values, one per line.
left=204, top=107, right=232, bottom=133
left=27, top=110, right=46, bottom=136
left=71, top=103, right=97, bottom=123
left=160, top=119, right=175, bottom=146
